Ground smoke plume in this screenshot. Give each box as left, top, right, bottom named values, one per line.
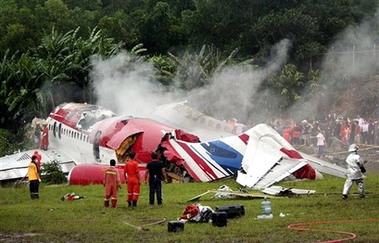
left=91, top=40, right=291, bottom=125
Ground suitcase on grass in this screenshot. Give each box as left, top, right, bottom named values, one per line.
left=215, top=204, right=245, bottom=218
left=212, top=211, right=227, bottom=227
left=168, top=221, right=184, bottom=232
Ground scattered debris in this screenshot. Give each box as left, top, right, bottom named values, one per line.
left=256, top=214, right=273, bottom=219
left=168, top=221, right=185, bottom=232
left=188, top=185, right=270, bottom=202
left=123, top=218, right=166, bottom=231
left=179, top=204, right=214, bottom=223
left=262, top=186, right=316, bottom=196
left=123, top=220, right=149, bottom=231
left=60, top=193, right=85, bottom=201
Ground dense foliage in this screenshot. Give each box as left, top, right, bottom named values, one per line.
left=40, top=160, right=67, bottom=184
left=0, top=0, right=378, bottom=151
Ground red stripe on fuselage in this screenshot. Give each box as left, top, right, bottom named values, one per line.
left=177, top=141, right=218, bottom=181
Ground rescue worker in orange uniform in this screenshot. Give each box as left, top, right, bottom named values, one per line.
left=33, top=151, right=42, bottom=170
left=103, top=159, right=121, bottom=208
left=124, top=152, right=140, bottom=207
left=40, top=123, right=49, bottom=150
left=28, top=155, right=41, bottom=199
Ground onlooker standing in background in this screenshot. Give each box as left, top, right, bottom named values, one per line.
left=316, top=131, right=326, bottom=158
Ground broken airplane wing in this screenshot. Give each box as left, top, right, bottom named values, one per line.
left=0, top=149, right=75, bottom=181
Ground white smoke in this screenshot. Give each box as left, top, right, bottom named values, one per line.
left=90, top=51, right=174, bottom=116
left=90, top=40, right=291, bottom=124
left=288, top=8, right=379, bottom=120
left=186, top=39, right=291, bottom=123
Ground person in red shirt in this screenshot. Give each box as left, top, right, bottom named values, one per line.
left=33, top=151, right=42, bottom=170
left=103, top=159, right=121, bottom=208
left=124, top=152, right=140, bottom=207
left=40, top=123, right=49, bottom=150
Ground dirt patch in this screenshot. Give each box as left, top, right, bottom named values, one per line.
left=0, top=232, right=42, bottom=242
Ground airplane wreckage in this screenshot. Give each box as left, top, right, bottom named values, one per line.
left=0, top=102, right=347, bottom=194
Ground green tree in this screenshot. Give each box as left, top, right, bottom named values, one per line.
left=99, top=10, right=139, bottom=49
left=138, top=2, right=183, bottom=54
left=266, top=64, right=305, bottom=109
left=0, top=27, right=123, bottom=133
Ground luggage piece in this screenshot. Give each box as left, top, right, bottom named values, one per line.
left=212, top=212, right=227, bottom=227
left=215, top=204, right=245, bottom=219
left=168, top=221, right=185, bottom=232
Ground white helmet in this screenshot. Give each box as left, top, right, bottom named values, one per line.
left=348, top=144, right=358, bottom=152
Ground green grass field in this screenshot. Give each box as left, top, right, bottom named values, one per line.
left=1, top=174, right=378, bottom=242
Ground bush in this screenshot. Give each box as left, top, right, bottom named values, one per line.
left=41, top=160, right=67, bottom=184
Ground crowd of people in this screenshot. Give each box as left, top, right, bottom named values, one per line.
left=266, top=114, right=379, bottom=156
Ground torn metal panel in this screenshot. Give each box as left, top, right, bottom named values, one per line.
left=105, top=121, right=143, bottom=150
left=253, top=159, right=309, bottom=190
left=262, top=186, right=316, bottom=196
left=187, top=189, right=269, bottom=202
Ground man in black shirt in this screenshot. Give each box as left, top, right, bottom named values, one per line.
left=145, top=152, right=167, bottom=205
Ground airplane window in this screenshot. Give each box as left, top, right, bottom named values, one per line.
left=93, top=131, right=101, bottom=161
left=80, top=134, right=83, bottom=140
left=53, top=122, right=57, bottom=138
left=208, top=121, right=214, bottom=127
left=58, top=123, right=62, bottom=139
left=216, top=124, right=221, bottom=130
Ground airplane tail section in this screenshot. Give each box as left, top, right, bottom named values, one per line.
left=236, top=124, right=321, bottom=189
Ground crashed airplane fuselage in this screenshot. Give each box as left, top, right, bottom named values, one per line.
left=0, top=102, right=346, bottom=189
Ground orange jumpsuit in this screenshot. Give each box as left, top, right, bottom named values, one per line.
left=40, top=126, right=49, bottom=150
left=124, top=159, right=140, bottom=203
left=33, top=152, right=42, bottom=170
left=103, top=167, right=121, bottom=208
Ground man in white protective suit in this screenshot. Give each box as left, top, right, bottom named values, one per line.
left=342, top=144, right=366, bottom=199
